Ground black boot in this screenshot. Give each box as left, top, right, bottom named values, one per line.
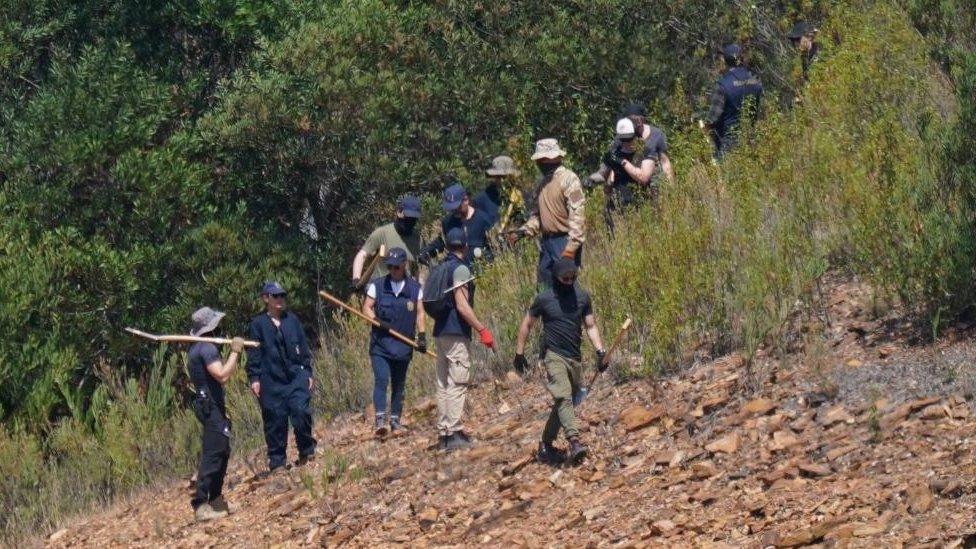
left=568, top=438, right=588, bottom=465
left=445, top=431, right=473, bottom=451
left=536, top=441, right=566, bottom=465
left=390, top=416, right=403, bottom=432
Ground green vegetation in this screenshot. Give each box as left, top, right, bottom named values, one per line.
left=0, top=0, right=974, bottom=543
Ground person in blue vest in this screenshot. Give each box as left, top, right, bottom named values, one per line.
left=246, top=282, right=317, bottom=473
left=704, top=43, right=764, bottom=159
left=361, top=247, right=426, bottom=437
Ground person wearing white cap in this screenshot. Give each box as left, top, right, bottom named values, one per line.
left=508, top=138, right=586, bottom=286
left=600, top=117, right=657, bottom=231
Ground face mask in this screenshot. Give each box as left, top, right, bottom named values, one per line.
left=553, top=276, right=576, bottom=294
left=539, top=163, right=559, bottom=176
left=394, top=218, right=417, bottom=235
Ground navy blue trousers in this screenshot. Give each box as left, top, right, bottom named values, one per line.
left=537, top=234, right=583, bottom=287
left=371, top=354, right=410, bottom=419
left=259, top=368, right=316, bottom=469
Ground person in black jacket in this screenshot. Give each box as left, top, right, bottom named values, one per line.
left=246, top=281, right=316, bottom=472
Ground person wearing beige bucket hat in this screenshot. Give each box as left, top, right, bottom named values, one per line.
left=474, top=155, right=523, bottom=228
left=508, top=138, right=586, bottom=286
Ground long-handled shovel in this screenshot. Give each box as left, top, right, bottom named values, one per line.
left=124, top=327, right=260, bottom=347
left=574, top=317, right=632, bottom=406
left=351, top=245, right=386, bottom=304
left=318, top=290, right=437, bottom=358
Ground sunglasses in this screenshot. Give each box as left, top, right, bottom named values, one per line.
left=620, top=136, right=636, bottom=143
left=557, top=275, right=577, bottom=284
left=389, top=264, right=404, bottom=270
left=270, top=293, right=287, bottom=299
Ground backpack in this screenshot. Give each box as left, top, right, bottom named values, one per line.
left=422, top=258, right=460, bottom=318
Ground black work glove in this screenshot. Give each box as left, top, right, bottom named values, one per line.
left=376, top=320, right=394, bottom=333
left=417, top=250, right=432, bottom=266
left=513, top=354, right=529, bottom=375
left=596, top=349, right=609, bottom=372
left=350, top=277, right=364, bottom=293
left=416, top=332, right=427, bottom=354
left=603, top=146, right=623, bottom=169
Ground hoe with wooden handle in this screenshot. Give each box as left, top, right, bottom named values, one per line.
left=574, top=317, right=632, bottom=406
left=124, top=327, right=260, bottom=348
left=319, top=290, right=437, bottom=358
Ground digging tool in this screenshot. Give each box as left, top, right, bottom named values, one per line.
left=352, top=245, right=386, bottom=304
left=124, top=327, right=260, bottom=348
left=318, top=290, right=436, bottom=358
left=574, top=317, right=632, bottom=406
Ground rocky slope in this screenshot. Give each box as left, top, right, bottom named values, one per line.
left=46, top=281, right=976, bottom=548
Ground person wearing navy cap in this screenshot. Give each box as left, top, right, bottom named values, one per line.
left=417, top=183, right=496, bottom=268
left=246, top=281, right=317, bottom=472
left=362, top=247, right=426, bottom=436
left=703, top=43, right=764, bottom=159
left=351, top=195, right=424, bottom=290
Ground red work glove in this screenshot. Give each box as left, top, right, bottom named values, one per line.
left=561, top=248, right=576, bottom=259
left=479, top=327, right=495, bottom=349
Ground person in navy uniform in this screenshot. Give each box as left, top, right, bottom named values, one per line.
left=704, top=43, right=764, bottom=159
left=186, top=307, right=244, bottom=521
left=362, top=247, right=426, bottom=436
left=246, top=282, right=316, bottom=472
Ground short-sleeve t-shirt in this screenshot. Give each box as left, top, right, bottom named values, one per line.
left=361, top=223, right=422, bottom=278
left=473, top=185, right=503, bottom=226
left=441, top=209, right=494, bottom=263
left=188, top=342, right=225, bottom=412
left=528, top=286, right=593, bottom=361
left=643, top=126, right=668, bottom=162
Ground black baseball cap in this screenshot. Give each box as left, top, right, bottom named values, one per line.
left=722, top=43, right=742, bottom=62
left=789, top=21, right=813, bottom=40
left=386, top=247, right=408, bottom=266
left=553, top=257, right=578, bottom=279
left=442, top=183, right=467, bottom=211
left=446, top=227, right=467, bottom=247
left=621, top=103, right=648, bottom=118
left=261, top=281, right=287, bottom=295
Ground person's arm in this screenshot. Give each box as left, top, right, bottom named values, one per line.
left=515, top=313, right=538, bottom=355
left=205, top=339, right=244, bottom=384
left=622, top=158, right=654, bottom=185
left=416, top=296, right=426, bottom=333
left=454, top=285, right=484, bottom=333
left=362, top=294, right=377, bottom=321
left=660, top=153, right=675, bottom=183
left=418, top=234, right=445, bottom=265
left=353, top=228, right=383, bottom=281
left=584, top=313, right=605, bottom=351
left=246, top=320, right=263, bottom=397
left=352, top=249, right=369, bottom=282
left=561, top=174, right=586, bottom=255
left=704, top=86, right=725, bottom=128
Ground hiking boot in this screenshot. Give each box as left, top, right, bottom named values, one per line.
left=567, top=438, right=588, bottom=465
left=390, top=416, right=403, bottom=432
left=445, top=431, right=473, bottom=452
left=194, top=502, right=228, bottom=522
left=296, top=450, right=316, bottom=467
left=536, top=441, right=566, bottom=465
left=210, top=496, right=237, bottom=514
left=375, top=416, right=389, bottom=437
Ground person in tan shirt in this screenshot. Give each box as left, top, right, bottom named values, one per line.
left=508, top=138, right=586, bottom=286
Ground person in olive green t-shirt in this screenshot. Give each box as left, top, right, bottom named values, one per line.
left=351, top=196, right=423, bottom=288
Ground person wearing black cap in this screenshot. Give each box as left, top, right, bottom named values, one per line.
left=431, top=227, right=494, bottom=451
left=417, top=183, right=496, bottom=267
left=362, top=247, right=426, bottom=436
left=703, top=43, right=764, bottom=159
left=351, top=195, right=423, bottom=290
left=246, top=282, right=317, bottom=472
left=187, top=307, right=245, bottom=521
left=513, top=258, right=606, bottom=466
left=788, top=21, right=820, bottom=87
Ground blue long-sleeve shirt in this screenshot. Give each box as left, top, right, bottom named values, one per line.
left=246, top=311, right=312, bottom=384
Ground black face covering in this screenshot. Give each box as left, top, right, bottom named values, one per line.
left=394, top=217, right=417, bottom=235
left=553, top=277, right=575, bottom=295
left=538, top=162, right=559, bottom=177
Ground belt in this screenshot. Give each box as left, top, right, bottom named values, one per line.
left=542, top=231, right=568, bottom=238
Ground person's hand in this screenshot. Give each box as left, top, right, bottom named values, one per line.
left=417, top=251, right=432, bottom=266
left=416, top=332, right=427, bottom=354
left=376, top=320, right=394, bottom=333
left=505, top=230, right=525, bottom=246
left=561, top=248, right=576, bottom=259
left=230, top=337, right=245, bottom=353
left=513, top=354, right=529, bottom=375
left=479, top=327, right=495, bottom=349
left=596, top=349, right=609, bottom=372
left=349, top=277, right=363, bottom=293
left=309, top=376, right=314, bottom=392
left=250, top=381, right=261, bottom=398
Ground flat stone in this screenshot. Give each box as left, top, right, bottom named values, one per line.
left=706, top=433, right=740, bottom=454
left=742, top=398, right=777, bottom=416
left=618, top=404, right=665, bottom=431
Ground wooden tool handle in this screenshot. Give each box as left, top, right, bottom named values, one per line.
left=360, top=244, right=386, bottom=285
left=318, top=290, right=436, bottom=358
left=587, top=317, right=633, bottom=386
left=125, top=327, right=260, bottom=348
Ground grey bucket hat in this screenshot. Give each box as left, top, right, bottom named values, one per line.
left=486, top=155, right=521, bottom=177
left=190, top=306, right=226, bottom=337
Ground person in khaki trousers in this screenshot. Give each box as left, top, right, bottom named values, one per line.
left=431, top=227, right=495, bottom=451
